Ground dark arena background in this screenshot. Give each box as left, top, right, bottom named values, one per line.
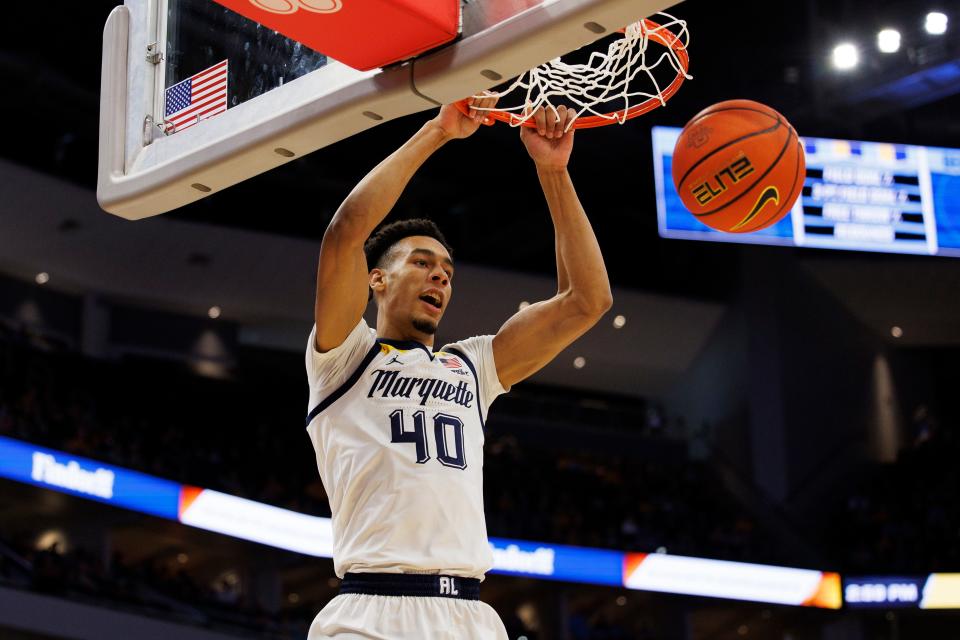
left=2, top=0, right=960, bottom=638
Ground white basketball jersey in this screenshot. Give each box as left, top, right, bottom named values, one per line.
left=305, top=319, right=507, bottom=579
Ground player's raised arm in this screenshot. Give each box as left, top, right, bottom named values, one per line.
left=313, top=97, right=496, bottom=352
left=492, top=105, right=613, bottom=388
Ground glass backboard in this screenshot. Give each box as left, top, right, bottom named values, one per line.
left=99, top=0, right=683, bottom=219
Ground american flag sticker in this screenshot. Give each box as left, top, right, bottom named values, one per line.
left=439, top=356, right=464, bottom=370
left=164, top=60, right=229, bottom=134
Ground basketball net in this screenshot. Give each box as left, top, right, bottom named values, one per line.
left=461, top=12, right=691, bottom=130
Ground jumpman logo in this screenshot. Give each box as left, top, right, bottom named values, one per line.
left=386, top=355, right=404, bottom=366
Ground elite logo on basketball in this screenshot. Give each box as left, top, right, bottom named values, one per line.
left=691, top=155, right=755, bottom=206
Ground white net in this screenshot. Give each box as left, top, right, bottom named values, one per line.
left=472, top=12, right=691, bottom=130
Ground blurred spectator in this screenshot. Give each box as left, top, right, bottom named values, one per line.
left=828, top=405, right=959, bottom=572
left=0, top=532, right=311, bottom=638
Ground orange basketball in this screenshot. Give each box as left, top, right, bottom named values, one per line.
left=672, top=99, right=806, bottom=233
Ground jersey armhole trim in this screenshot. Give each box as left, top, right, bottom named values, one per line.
left=444, top=346, right=486, bottom=431
left=306, top=342, right=381, bottom=427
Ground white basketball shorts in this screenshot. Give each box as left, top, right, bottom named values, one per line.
left=308, top=573, right=508, bottom=640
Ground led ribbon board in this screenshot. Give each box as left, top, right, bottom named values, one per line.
left=0, top=436, right=181, bottom=519
left=489, top=537, right=623, bottom=586
left=624, top=552, right=841, bottom=608
left=844, top=575, right=960, bottom=609
left=0, top=436, right=840, bottom=606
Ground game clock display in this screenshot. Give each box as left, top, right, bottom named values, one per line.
left=653, top=126, right=960, bottom=257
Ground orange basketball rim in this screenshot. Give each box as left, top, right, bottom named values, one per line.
left=456, top=14, right=691, bottom=130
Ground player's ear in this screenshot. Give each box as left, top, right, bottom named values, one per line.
left=369, top=268, right=386, bottom=296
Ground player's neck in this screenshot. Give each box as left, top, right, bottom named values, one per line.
left=375, top=317, right=435, bottom=349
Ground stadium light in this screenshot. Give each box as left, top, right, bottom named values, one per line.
left=832, top=43, right=859, bottom=70
left=877, top=28, right=901, bottom=53
left=925, top=11, right=948, bottom=35
left=36, top=529, right=68, bottom=552
left=35, top=272, right=50, bottom=285
left=208, top=306, right=221, bottom=319
left=891, top=326, right=903, bottom=338
left=613, top=314, right=626, bottom=328
left=573, top=356, right=586, bottom=369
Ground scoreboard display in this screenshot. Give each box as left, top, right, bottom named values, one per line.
left=652, top=126, right=960, bottom=257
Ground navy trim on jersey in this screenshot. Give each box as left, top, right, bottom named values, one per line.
left=340, top=572, right=480, bottom=600
left=444, top=346, right=485, bottom=430
left=376, top=337, right=434, bottom=360
left=306, top=342, right=381, bottom=427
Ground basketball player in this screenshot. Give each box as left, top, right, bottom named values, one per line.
left=305, top=97, right=612, bottom=639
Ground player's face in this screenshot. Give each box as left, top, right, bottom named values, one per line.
left=376, top=236, right=454, bottom=339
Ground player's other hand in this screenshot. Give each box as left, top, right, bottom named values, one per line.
left=433, top=93, right=498, bottom=140
left=521, top=104, right=576, bottom=171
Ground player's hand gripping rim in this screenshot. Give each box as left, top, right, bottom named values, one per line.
left=437, top=93, right=498, bottom=139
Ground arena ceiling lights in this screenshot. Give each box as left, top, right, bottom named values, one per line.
left=831, top=8, right=951, bottom=71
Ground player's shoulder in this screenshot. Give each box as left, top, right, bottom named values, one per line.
left=439, top=334, right=486, bottom=351
left=307, top=317, right=378, bottom=379
left=439, top=334, right=510, bottom=401
left=336, top=317, right=378, bottom=350
left=438, top=334, right=494, bottom=364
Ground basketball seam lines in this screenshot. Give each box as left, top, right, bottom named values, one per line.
left=676, top=111, right=782, bottom=190
left=687, top=105, right=780, bottom=126
left=692, top=124, right=796, bottom=218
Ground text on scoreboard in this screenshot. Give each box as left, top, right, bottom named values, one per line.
left=652, top=126, right=960, bottom=257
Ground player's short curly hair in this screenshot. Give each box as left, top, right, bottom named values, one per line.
left=363, top=218, right=453, bottom=270
left=363, top=219, right=453, bottom=302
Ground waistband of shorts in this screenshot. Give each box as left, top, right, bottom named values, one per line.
left=339, top=572, right=480, bottom=600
